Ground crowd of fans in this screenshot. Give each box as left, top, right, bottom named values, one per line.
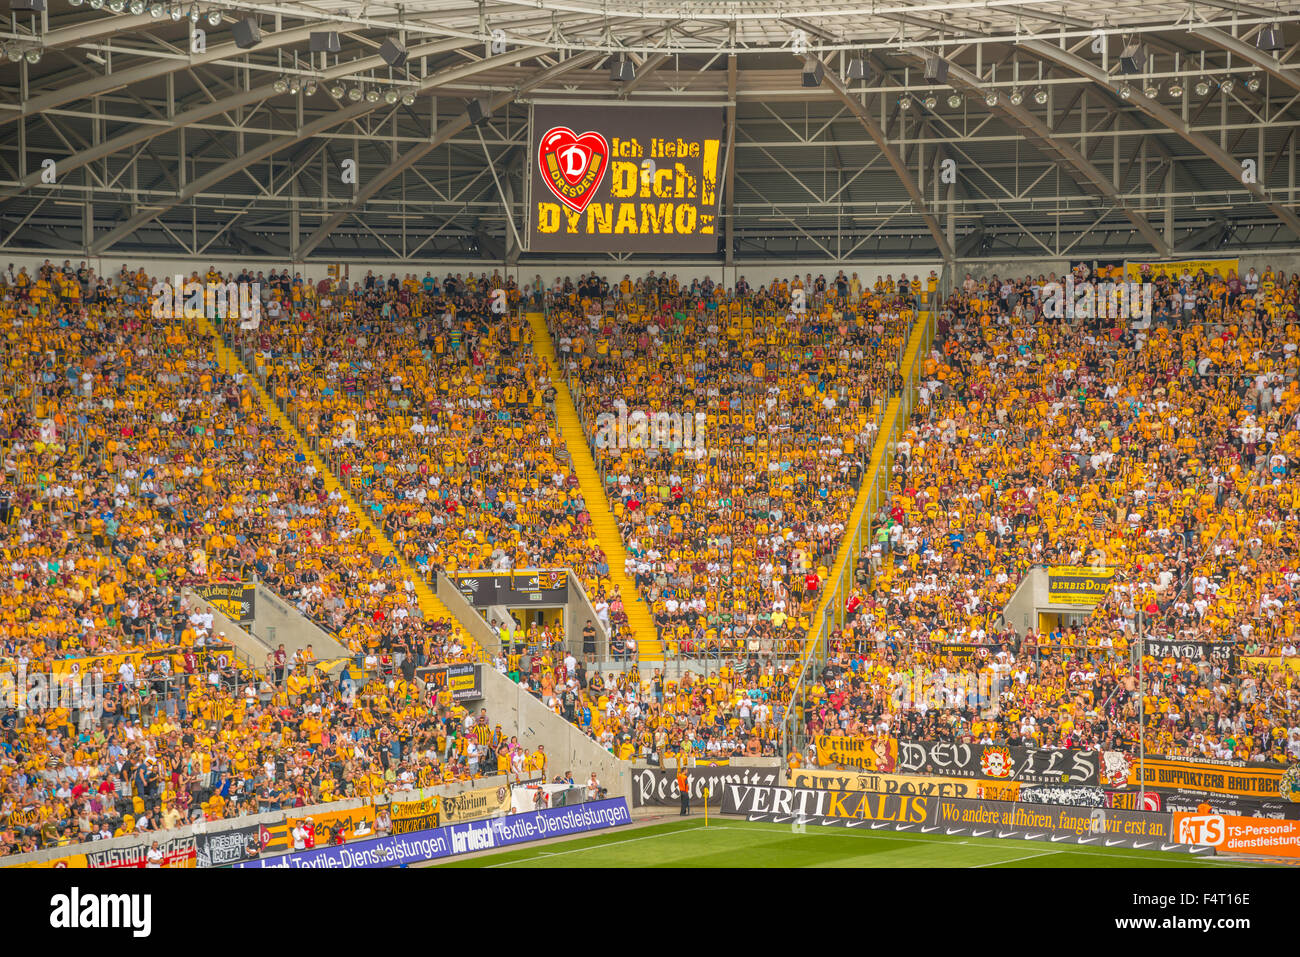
left=804, top=262, right=1300, bottom=768
left=7, top=254, right=1295, bottom=859
left=549, top=269, right=931, bottom=658
left=220, top=271, right=640, bottom=657
left=0, top=260, right=540, bottom=857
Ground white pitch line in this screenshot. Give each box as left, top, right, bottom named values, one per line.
left=969, top=848, right=1060, bottom=868
left=704, top=824, right=1250, bottom=867
left=481, top=826, right=693, bottom=867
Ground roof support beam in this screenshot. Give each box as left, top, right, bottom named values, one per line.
left=2, top=22, right=343, bottom=127
left=293, top=49, right=602, bottom=259
left=909, top=54, right=1169, bottom=254
left=1019, top=37, right=1300, bottom=238
left=619, top=52, right=670, bottom=97
left=88, top=43, right=554, bottom=255
left=1195, top=26, right=1300, bottom=94
left=0, top=35, right=483, bottom=205
left=819, top=60, right=954, bottom=261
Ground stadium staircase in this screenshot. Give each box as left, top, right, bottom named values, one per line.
left=194, top=314, right=468, bottom=648
left=794, top=308, right=935, bottom=697
left=525, top=311, right=663, bottom=663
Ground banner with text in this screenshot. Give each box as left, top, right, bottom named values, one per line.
left=814, top=734, right=898, bottom=772
left=193, top=582, right=256, bottom=624
left=439, top=784, right=511, bottom=824
left=788, top=767, right=1020, bottom=802
left=1173, top=812, right=1300, bottom=857
left=1046, top=565, right=1115, bottom=605
left=897, top=741, right=1102, bottom=786
left=529, top=104, right=724, bottom=254
left=235, top=798, right=632, bottom=868
left=390, top=797, right=441, bottom=834
left=1123, top=258, right=1240, bottom=281
left=631, top=765, right=781, bottom=808
left=86, top=835, right=197, bottom=869
left=1127, top=755, right=1286, bottom=798
left=416, top=662, right=484, bottom=703
left=1142, top=639, right=1236, bottom=663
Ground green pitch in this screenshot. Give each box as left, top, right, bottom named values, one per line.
left=435, top=818, right=1267, bottom=868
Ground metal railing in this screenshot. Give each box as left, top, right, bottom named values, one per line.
left=779, top=297, right=937, bottom=758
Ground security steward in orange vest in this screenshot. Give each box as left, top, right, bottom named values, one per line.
left=676, top=768, right=689, bottom=816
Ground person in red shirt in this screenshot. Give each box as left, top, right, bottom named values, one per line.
left=804, top=570, right=821, bottom=597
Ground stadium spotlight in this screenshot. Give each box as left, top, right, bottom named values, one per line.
left=1194, top=78, right=1210, bottom=96
left=170, top=3, right=183, bottom=20
left=1033, top=86, right=1048, bottom=105
left=304, top=80, right=317, bottom=96
left=947, top=93, right=962, bottom=108
left=88, top=0, right=103, bottom=8
left=846, top=57, right=867, bottom=81
left=609, top=55, right=634, bottom=83
left=148, top=0, right=163, bottom=15
left=1118, top=40, right=1143, bottom=75
left=348, top=85, right=363, bottom=101
left=365, top=87, right=381, bottom=103
left=25, top=46, right=40, bottom=63
left=328, top=81, right=345, bottom=98
left=1118, top=82, right=1132, bottom=99
left=924, top=94, right=937, bottom=109
left=1168, top=79, right=1183, bottom=96
left=129, top=0, right=144, bottom=12
left=187, top=3, right=198, bottom=22
left=288, top=77, right=300, bottom=94
left=70, top=0, right=84, bottom=5
left=1246, top=74, right=1261, bottom=92
left=1257, top=24, right=1283, bottom=52
left=1221, top=77, right=1234, bottom=93
left=801, top=56, right=825, bottom=88
left=1143, top=80, right=1160, bottom=98
left=384, top=88, right=399, bottom=104
left=1008, top=88, right=1023, bottom=105
left=273, top=77, right=288, bottom=93
left=898, top=94, right=911, bottom=109
left=107, top=0, right=124, bottom=11
left=984, top=91, right=998, bottom=106
left=401, top=91, right=415, bottom=106
left=205, top=7, right=220, bottom=24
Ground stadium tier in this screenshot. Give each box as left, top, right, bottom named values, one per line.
left=2, top=260, right=1297, bottom=867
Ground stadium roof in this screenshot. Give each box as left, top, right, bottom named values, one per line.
left=0, top=1, right=1297, bottom=262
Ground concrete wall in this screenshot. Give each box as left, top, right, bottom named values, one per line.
left=1001, top=566, right=1098, bottom=638
left=0, top=774, right=525, bottom=868
left=951, top=251, right=1300, bottom=280
left=565, top=566, right=608, bottom=660
left=435, top=573, right=502, bottom=658
left=180, top=586, right=269, bottom=665
left=1, top=251, right=941, bottom=293
left=13, top=249, right=1300, bottom=293
left=248, top=583, right=349, bottom=662
left=478, top=664, right=630, bottom=801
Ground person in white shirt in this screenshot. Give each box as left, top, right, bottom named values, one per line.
left=146, top=841, right=164, bottom=867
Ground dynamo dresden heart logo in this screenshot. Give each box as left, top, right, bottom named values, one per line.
left=538, top=126, right=610, bottom=214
